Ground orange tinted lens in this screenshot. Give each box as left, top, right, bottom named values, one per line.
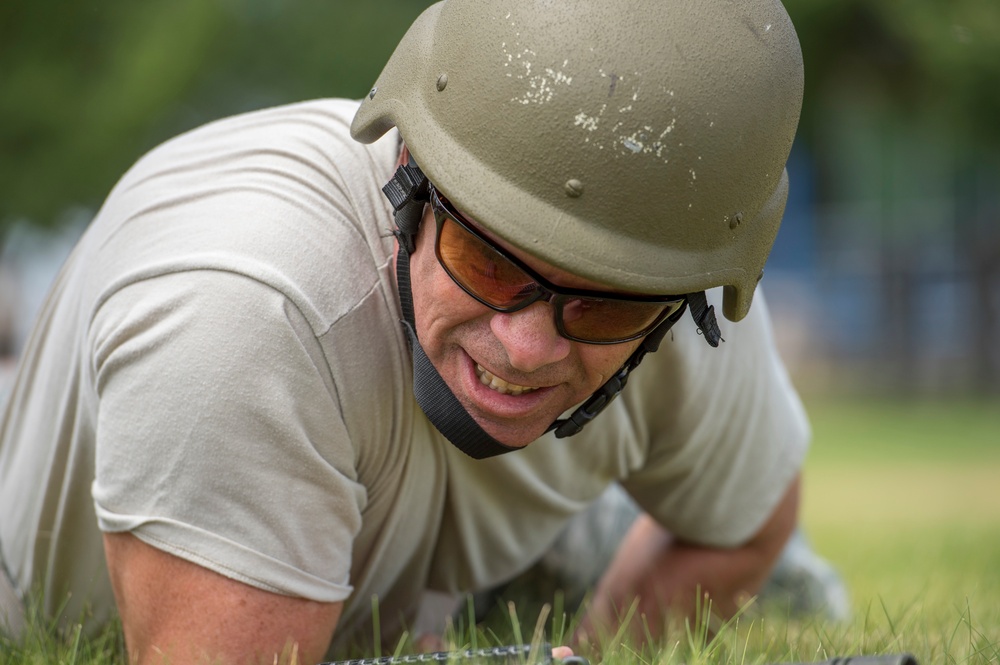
left=561, top=297, right=675, bottom=342
left=437, top=217, right=538, bottom=307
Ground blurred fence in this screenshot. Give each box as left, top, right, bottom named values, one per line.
left=768, top=141, right=1000, bottom=395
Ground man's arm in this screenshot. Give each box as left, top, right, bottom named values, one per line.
left=574, top=474, right=800, bottom=646
left=104, top=533, right=343, bottom=665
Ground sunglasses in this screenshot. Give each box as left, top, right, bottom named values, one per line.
left=429, top=185, right=686, bottom=344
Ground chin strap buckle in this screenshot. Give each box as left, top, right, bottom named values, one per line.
left=685, top=290, right=723, bottom=347
left=551, top=364, right=630, bottom=438
left=382, top=160, right=428, bottom=254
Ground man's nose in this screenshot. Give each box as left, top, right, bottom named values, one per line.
left=489, top=301, right=572, bottom=372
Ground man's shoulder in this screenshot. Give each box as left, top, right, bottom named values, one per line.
left=149, top=98, right=364, bottom=154
left=121, top=97, right=396, bottom=206
left=83, top=98, right=401, bottom=336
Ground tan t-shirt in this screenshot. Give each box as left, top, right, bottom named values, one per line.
left=0, top=99, right=808, bottom=654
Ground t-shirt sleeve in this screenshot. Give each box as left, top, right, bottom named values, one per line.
left=620, top=289, right=809, bottom=548
left=90, top=269, right=364, bottom=602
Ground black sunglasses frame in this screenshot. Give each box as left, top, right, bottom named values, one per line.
left=429, top=184, right=685, bottom=345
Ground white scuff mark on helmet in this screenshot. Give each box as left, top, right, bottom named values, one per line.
left=574, top=112, right=600, bottom=132
left=574, top=104, right=610, bottom=146
left=612, top=119, right=676, bottom=160
left=514, top=66, right=573, bottom=105
left=501, top=40, right=537, bottom=79
left=764, top=23, right=772, bottom=32
left=619, top=127, right=650, bottom=155
left=689, top=169, right=697, bottom=181
left=622, top=138, right=643, bottom=153
left=573, top=71, right=679, bottom=165
left=576, top=113, right=677, bottom=161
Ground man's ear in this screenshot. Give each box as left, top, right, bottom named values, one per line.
left=396, top=143, right=410, bottom=169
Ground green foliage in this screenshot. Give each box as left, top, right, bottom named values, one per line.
left=0, top=1, right=226, bottom=230
left=0, top=0, right=431, bottom=236
left=785, top=0, right=1000, bottom=148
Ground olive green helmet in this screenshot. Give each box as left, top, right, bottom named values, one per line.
left=352, top=0, right=804, bottom=322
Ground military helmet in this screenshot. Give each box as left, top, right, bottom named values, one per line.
left=352, top=0, right=804, bottom=322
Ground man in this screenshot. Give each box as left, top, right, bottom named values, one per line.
left=0, top=0, right=842, bottom=662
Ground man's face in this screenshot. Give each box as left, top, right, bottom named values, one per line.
left=403, top=203, right=644, bottom=448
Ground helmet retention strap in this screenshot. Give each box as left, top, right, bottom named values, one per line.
left=386, top=161, right=518, bottom=459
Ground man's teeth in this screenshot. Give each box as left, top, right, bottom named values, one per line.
left=475, top=364, right=537, bottom=396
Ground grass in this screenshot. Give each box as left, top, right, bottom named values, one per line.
left=792, top=396, right=1000, bottom=665
left=3, top=396, right=998, bottom=664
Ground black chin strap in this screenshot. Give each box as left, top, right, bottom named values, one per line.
left=382, top=160, right=722, bottom=458
left=385, top=161, right=517, bottom=459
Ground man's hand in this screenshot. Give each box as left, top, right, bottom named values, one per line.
left=104, top=533, right=342, bottom=664
left=574, top=475, right=800, bottom=648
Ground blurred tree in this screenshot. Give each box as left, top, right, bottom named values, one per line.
left=0, top=1, right=226, bottom=236
left=787, top=0, right=1000, bottom=149
left=0, top=0, right=431, bottom=241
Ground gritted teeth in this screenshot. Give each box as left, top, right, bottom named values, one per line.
left=475, top=364, right=538, bottom=396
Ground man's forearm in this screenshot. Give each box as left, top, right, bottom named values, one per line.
left=575, top=477, right=800, bottom=647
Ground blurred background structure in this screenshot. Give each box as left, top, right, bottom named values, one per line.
left=1, top=0, right=999, bottom=400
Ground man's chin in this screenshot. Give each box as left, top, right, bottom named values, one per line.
left=471, top=413, right=554, bottom=450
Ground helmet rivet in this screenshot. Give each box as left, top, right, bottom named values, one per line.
left=436, top=73, right=449, bottom=92
left=564, top=179, right=584, bottom=198
left=368, top=87, right=378, bottom=100
left=728, top=211, right=744, bottom=230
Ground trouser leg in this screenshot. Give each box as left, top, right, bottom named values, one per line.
left=0, top=559, right=26, bottom=639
